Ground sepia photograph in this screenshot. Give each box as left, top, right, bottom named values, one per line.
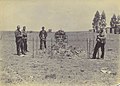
left=0, top=0, right=120, bottom=86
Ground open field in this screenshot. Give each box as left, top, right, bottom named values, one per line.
left=0, top=31, right=119, bottom=86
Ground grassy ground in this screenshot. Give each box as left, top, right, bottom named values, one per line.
left=0, top=31, right=119, bottom=86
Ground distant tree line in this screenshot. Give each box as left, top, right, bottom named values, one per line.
left=92, top=11, right=120, bottom=34
left=110, top=14, right=120, bottom=34
left=92, top=11, right=106, bottom=33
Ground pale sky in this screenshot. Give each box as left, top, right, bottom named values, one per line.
left=0, top=0, right=120, bottom=31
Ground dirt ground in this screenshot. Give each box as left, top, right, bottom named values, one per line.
left=0, top=31, right=119, bottom=86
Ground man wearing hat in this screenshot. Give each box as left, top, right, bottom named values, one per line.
left=39, top=26, right=47, bottom=50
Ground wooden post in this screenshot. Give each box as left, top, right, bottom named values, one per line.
left=89, top=39, right=91, bottom=58
left=0, top=34, right=2, bottom=40
left=67, top=35, right=68, bottom=46
left=32, top=37, right=34, bottom=58
left=92, top=33, right=95, bottom=58
left=87, top=38, right=88, bottom=58
left=36, top=36, right=38, bottom=55
left=51, top=38, right=53, bottom=57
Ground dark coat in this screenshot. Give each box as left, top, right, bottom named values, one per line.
left=14, top=30, right=22, bottom=43
left=39, top=30, right=47, bottom=40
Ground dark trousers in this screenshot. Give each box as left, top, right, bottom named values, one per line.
left=16, top=39, right=24, bottom=55
left=40, top=39, right=46, bottom=50
left=93, top=42, right=105, bottom=59
left=23, top=39, right=28, bottom=52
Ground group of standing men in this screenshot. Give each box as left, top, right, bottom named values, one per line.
left=15, top=26, right=47, bottom=56
left=15, top=25, right=29, bottom=56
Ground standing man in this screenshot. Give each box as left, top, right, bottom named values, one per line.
left=39, top=26, right=47, bottom=50
left=22, top=26, right=29, bottom=52
left=92, top=24, right=107, bottom=59
left=15, top=25, right=25, bottom=55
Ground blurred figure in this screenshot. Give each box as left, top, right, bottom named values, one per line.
left=14, top=25, right=25, bottom=55
left=92, top=24, right=107, bottom=59
left=22, top=26, right=29, bottom=52
left=39, top=26, right=47, bottom=50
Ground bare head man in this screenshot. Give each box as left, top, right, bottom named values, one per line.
left=17, top=25, right=20, bottom=30
left=100, top=24, right=106, bottom=32
left=23, top=26, right=26, bottom=31
left=42, top=26, right=45, bottom=31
